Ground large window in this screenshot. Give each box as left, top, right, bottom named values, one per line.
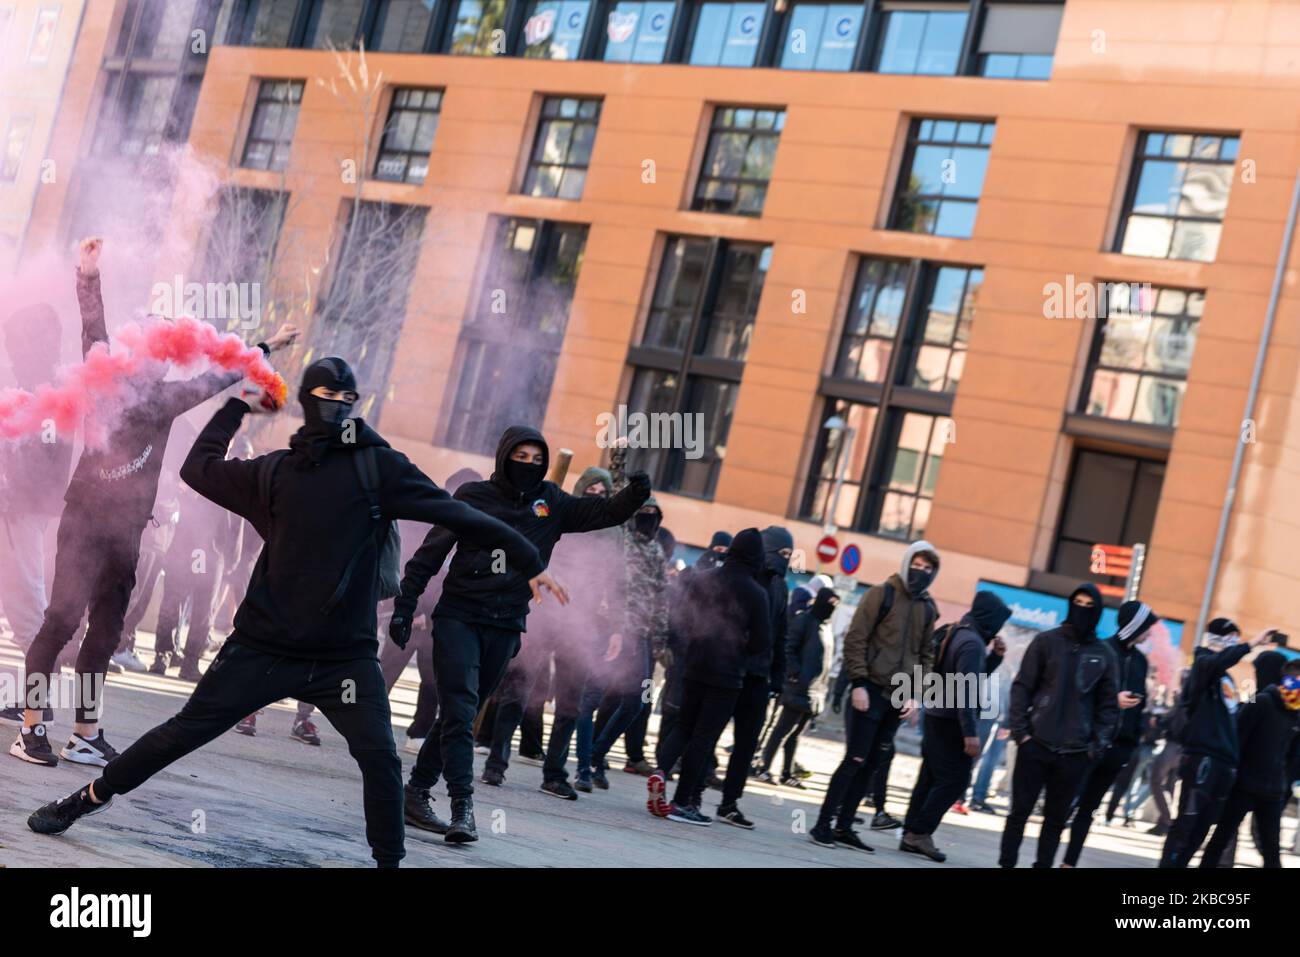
left=198, top=186, right=289, bottom=330
left=522, top=96, right=602, bottom=199
left=369, top=0, right=438, bottom=51
left=225, top=0, right=300, bottom=46
left=601, top=0, right=675, bottom=62
left=624, top=235, right=771, bottom=497
left=444, top=219, right=589, bottom=453
left=688, top=1, right=767, bottom=66
left=521, top=0, right=592, bottom=58
left=374, top=87, right=443, bottom=185
left=1081, top=284, right=1203, bottom=428
left=1052, top=449, right=1164, bottom=582
left=890, top=117, right=994, bottom=239
left=976, top=1, right=1061, bottom=79
left=873, top=2, right=969, bottom=76
left=802, top=255, right=981, bottom=536
left=241, top=79, right=304, bottom=172
left=446, top=0, right=509, bottom=54
left=1116, top=131, right=1239, bottom=263
left=302, top=0, right=365, bottom=48
left=779, top=2, right=864, bottom=71
left=692, top=105, right=785, bottom=217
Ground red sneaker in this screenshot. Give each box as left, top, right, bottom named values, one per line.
left=646, top=771, right=671, bottom=817
left=951, top=800, right=969, bottom=815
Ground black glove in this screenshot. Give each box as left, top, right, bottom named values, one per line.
left=389, top=603, right=414, bottom=650
left=627, top=470, right=652, bottom=496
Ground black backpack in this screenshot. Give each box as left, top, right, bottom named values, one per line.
left=260, top=447, right=402, bottom=614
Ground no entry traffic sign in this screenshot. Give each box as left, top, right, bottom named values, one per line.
left=816, top=535, right=838, bottom=563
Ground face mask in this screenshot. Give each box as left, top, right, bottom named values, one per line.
left=1067, top=598, right=1102, bottom=636
left=812, top=590, right=838, bottom=622
left=634, top=512, right=659, bottom=538
left=907, top=566, right=934, bottom=595
left=1280, top=675, right=1300, bottom=711
left=505, top=459, right=545, bottom=495
left=302, top=396, right=354, bottom=434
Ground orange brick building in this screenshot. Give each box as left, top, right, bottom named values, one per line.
left=16, top=0, right=1300, bottom=641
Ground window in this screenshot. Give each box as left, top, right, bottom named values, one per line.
left=26, top=4, right=59, bottom=63
left=446, top=0, right=509, bottom=54
left=374, top=87, right=442, bottom=185
left=890, top=117, right=994, bottom=239
left=602, top=0, right=675, bottom=62
left=623, top=235, right=771, bottom=497
left=444, top=219, right=589, bottom=453
left=302, top=0, right=365, bottom=49
left=1081, top=284, right=1203, bottom=428
left=121, top=0, right=200, bottom=62
left=317, top=201, right=428, bottom=415
left=522, top=96, right=601, bottom=199
left=802, top=255, right=980, bottom=535
left=521, top=0, right=592, bottom=59
left=198, top=187, right=289, bottom=329
left=976, top=1, right=1061, bottom=79
left=688, top=1, right=767, bottom=67
left=874, top=2, right=968, bottom=76
left=1116, top=131, right=1239, bottom=263
left=96, top=73, right=179, bottom=157
left=370, top=0, right=437, bottom=52
left=241, top=80, right=304, bottom=172
left=780, top=2, right=864, bottom=71
left=2, top=115, right=34, bottom=182
left=692, top=106, right=785, bottom=217
left=226, top=0, right=300, bottom=46
left=1052, top=449, right=1164, bottom=581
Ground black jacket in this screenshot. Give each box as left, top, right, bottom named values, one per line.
left=782, top=609, right=832, bottom=713
left=756, top=569, right=789, bottom=684
left=181, top=399, right=543, bottom=660
left=675, top=528, right=771, bottom=690
left=1181, top=642, right=1252, bottom=763
left=1233, top=685, right=1300, bottom=799
left=1253, top=649, right=1287, bottom=691
left=927, top=616, right=1003, bottom=738
left=1105, top=636, right=1150, bottom=744
left=395, top=426, right=649, bottom=632
left=1010, top=623, right=1120, bottom=754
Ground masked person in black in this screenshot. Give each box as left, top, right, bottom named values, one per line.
left=697, top=531, right=732, bottom=571
left=900, top=590, right=1010, bottom=862
left=1061, top=600, right=1158, bottom=867
left=715, top=525, right=792, bottom=828
left=1158, top=618, right=1272, bottom=867
left=396, top=426, right=651, bottom=843
left=998, top=583, right=1119, bottom=868
left=757, top=586, right=839, bottom=787
left=28, top=359, right=555, bottom=867
left=648, top=528, right=770, bottom=825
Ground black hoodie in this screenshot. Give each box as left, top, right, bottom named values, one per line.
left=1233, top=685, right=1300, bottom=798
left=674, top=527, right=771, bottom=690
left=926, top=591, right=1011, bottom=737
left=1009, top=584, right=1119, bottom=754
left=395, top=425, right=650, bottom=632
left=1180, top=640, right=1253, bottom=764
left=181, top=400, right=543, bottom=660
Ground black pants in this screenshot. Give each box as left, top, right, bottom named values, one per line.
left=721, top=674, right=771, bottom=806
left=409, top=616, right=520, bottom=799
left=624, top=705, right=649, bottom=764
left=1062, top=740, right=1137, bottom=866
left=760, top=705, right=812, bottom=778
left=98, top=639, right=403, bottom=866
left=816, top=683, right=902, bottom=830
left=1149, top=740, right=1182, bottom=829
left=1159, top=752, right=1237, bottom=868
left=539, top=636, right=592, bottom=784
left=871, top=743, right=895, bottom=810
left=1201, top=788, right=1284, bottom=869
left=903, top=714, right=974, bottom=836
left=25, top=502, right=144, bottom=723
left=379, top=622, right=438, bottom=739
left=657, top=678, right=739, bottom=808
left=998, top=739, right=1091, bottom=867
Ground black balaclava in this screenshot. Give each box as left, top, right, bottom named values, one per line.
left=969, top=590, right=1012, bottom=640
left=709, top=530, right=733, bottom=551
left=725, top=527, right=765, bottom=580
left=812, top=587, right=838, bottom=622
left=696, top=530, right=732, bottom=570
left=634, top=504, right=662, bottom=540
left=1114, top=600, right=1158, bottom=648
left=1066, top=583, right=1104, bottom=638
left=493, top=426, right=549, bottom=497
left=294, top=357, right=358, bottom=465
left=761, top=525, right=794, bottom=578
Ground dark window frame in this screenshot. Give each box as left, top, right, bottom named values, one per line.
left=240, top=78, right=305, bottom=171
left=595, top=0, right=683, bottom=63
left=373, top=85, right=444, bottom=184
left=521, top=95, right=603, bottom=199
left=362, top=0, right=446, bottom=52
left=888, top=115, right=996, bottom=239
left=691, top=103, right=786, bottom=217
left=682, top=0, right=776, bottom=67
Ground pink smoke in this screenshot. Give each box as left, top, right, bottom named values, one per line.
left=0, top=316, right=286, bottom=445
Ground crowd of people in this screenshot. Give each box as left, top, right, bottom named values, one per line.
left=3, top=239, right=1299, bottom=869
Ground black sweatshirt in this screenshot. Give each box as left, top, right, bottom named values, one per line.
left=67, top=268, right=246, bottom=527
left=675, top=529, right=771, bottom=690
left=1011, top=623, right=1119, bottom=754
left=1105, top=636, right=1150, bottom=744
left=1233, top=685, right=1300, bottom=798
left=1182, top=642, right=1253, bottom=764
left=181, top=400, right=543, bottom=660
left=927, top=616, right=1003, bottom=738
left=394, top=425, right=649, bottom=633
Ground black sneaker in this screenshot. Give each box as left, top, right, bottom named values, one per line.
left=575, top=773, right=593, bottom=793
left=61, top=730, right=120, bottom=768
left=969, top=801, right=999, bottom=816
left=792, top=762, right=814, bottom=780
left=10, top=724, right=58, bottom=766
left=592, top=767, right=609, bottom=790
left=445, top=797, right=478, bottom=843
left=666, top=804, right=712, bottom=826
left=234, top=714, right=257, bottom=736
left=148, top=654, right=168, bottom=676
left=28, top=785, right=113, bottom=835
left=871, top=810, right=903, bottom=830
left=540, top=780, right=579, bottom=800
left=290, top=719, right=321, bottom=746
left=178, top=659, right=203, bottom=682
left=808, top=824, right=837, bottom=848
left=899, top=830, right=947, bottom=862
left=481, top=767, right=504, bottom=787
left=404, top=783, right=449, bottom=834
left=832, top=827, right=876, bottom=853
left=779, top=774, right=807, bottom=790
left=717, top=804, right=755, bottom=829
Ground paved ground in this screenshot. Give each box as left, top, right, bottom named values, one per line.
left=1, top=634, right=1293, bottom=868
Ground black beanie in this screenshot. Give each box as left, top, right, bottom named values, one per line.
left=1116, top=601, right=1158, bottom=644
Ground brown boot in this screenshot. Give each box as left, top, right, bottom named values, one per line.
left=899, top=830, right=948, bottom=862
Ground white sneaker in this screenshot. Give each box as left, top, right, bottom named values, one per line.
left=111, top=650, right=147, bottom=673
left=61, top=730, right=121, bottom=767
left=473, top=745, right=489, bottom=755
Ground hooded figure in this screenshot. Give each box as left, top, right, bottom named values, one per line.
left=755, top=525, right=794, bottom=683
left=791, top=573, right=833, bottom=617
left=290, top=356, right=359, bottom=467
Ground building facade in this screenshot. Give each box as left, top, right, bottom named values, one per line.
left=17, top=0, right=1300, bottom=639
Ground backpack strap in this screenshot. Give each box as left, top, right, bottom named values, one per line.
left=258, top=450, right=288, bottom=520
left=871, top=582, right=894, bottom=635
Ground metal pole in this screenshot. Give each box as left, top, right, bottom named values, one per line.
left=1194, top=160, right=1300, bottom=645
